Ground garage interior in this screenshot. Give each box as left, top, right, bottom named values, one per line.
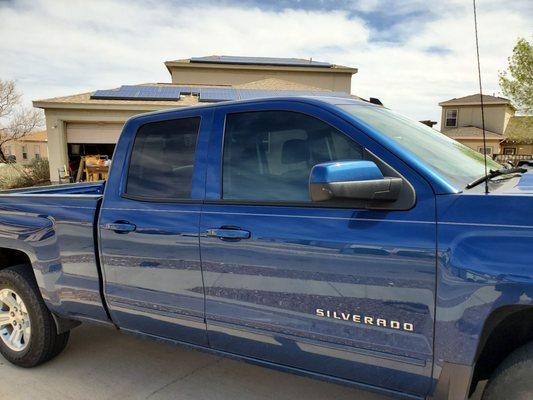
left=66, top=122, right=122, bottom=181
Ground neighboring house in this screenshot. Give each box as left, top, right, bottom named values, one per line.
left=2, top=131, right=48, bottom=164
left=33, top=56, right=357, bottom=182
left=439, top=94, right=532, bottom=163
left=500, top=116, right=533, bottom=158
left=439, top=94, right=515, bottom=156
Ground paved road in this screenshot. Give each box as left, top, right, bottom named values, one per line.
left=0, top=324, right=391, bottom=400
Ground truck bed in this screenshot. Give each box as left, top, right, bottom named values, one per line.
left=0, top=181, right=105, bottom=195
left=0, top=181, right=109, bottom=323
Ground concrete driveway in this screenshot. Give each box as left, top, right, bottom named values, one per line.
left=0, top=324, right=391, bottom=400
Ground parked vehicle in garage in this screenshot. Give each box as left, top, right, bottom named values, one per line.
left=0, top=97, right=531, bottom=399
left=517, top=159, right=533, bottom=167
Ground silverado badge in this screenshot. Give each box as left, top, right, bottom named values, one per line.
left=316, top=309, right=414, bottom=332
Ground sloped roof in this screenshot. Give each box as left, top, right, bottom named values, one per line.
left=503, top=116, right=533, bottom=144
left=33, top=87, right=199, bottom=110
left=190, top=55, right=332, bottom=68
left=439, top=94, right=512, bottom=107
left=34, top=79, right=352, bottom=109
left=34, top=90, right=194, bottom=106
left=443, top=126, right=504, bottom=140
left=166, top=55, right=357, bottom=72
left=19, top=130, right=47, bottom=142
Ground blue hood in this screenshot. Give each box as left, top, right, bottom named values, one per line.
left=499, top=169, right=533, bottom=195
left=516, top=170, right=533, bottom=193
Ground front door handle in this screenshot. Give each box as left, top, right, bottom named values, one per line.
left=206, top=227, right=251, bottom=241
left=103, top=221, right=137, bottom=234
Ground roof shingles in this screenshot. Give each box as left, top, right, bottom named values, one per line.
left=503, top=116, right=533, bottom=143
left=34, top=78, right=341, bottom=107
left=439, top=93, right=511, bottom=106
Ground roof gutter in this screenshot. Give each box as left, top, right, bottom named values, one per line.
left=32, top=101, right=180, bottom=112
left=164, top=61, right=358, bottom=75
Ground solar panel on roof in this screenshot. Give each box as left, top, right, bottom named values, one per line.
left=92, top=85, right=182, bottom=100
left=198, top=87, right=237, bottom=102
left=91, top=84, right=352, bottom=102
left=190, top=56, right=332, bottom=68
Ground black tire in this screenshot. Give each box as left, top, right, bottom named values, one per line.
left=0, top=264, right=70, bottom=367
left=482, top=341, right=533, bottom=400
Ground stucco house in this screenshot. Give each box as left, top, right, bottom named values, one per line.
left=33, top=56, right=357, bottom=182
left=2, top=130, right=48, bottom=164
left=439, top=94, right=514, bottom=156
left=439, top=93, right=533, bottom=161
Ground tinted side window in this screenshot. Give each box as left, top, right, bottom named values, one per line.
left=126, top=117, right=200, bottom=199
left=223, top=111, right=363, bottom=202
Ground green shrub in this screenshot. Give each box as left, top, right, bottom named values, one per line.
left=0, top=159, right=51, bottom=189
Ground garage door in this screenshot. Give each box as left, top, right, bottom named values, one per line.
left=66, top=122, right=124, bottom=144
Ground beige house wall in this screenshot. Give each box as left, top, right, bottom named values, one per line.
left=3, top=140, right=48, bottom=164
left=453, top=138, right=502, bottom=155
left=169, top=66, right=353, bottom=92
left=440, top=105, right=514, bottom=135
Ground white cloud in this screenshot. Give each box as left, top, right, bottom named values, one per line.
left=0, top=0, right=530, bottom=126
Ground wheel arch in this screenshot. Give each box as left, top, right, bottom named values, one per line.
left=469, top=305, right=533, bottom=396
left=0, top=247, right=79, bottom=334
left=0, top=248, right=33, bottom=271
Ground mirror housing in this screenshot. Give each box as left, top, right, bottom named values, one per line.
left=309, top=160, right=403, bottom=202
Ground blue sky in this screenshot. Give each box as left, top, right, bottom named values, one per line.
left=0, top=0, right=531, bottom=126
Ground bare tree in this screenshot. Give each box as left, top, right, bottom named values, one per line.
left=0, top=80, right=43, bottom=162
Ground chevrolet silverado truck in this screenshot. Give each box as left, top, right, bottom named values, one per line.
left=0, top=97, right=531, bottom=400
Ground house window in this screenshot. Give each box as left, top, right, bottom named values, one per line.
left=22, top=145, right=28, bottom=160
left=503, top=147, right=516, bottom=155
left=445, top=109, right=458, bottom=127
left=34, top=145, right=41, bottom=160
left=478, top=146, right=493, bottom=155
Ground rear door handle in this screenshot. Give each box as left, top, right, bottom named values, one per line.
left=206, top=227, right=251, bottom=241
left=103, top=221, right=137, bottom=234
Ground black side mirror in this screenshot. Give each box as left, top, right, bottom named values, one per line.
left=309, top=160, right=403, bottom=202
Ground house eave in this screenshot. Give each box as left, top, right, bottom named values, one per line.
left=164, top=61, right=358, bottom=75
left=33, top=100, right=181, bottom=112
left=438, top=101, right=512, bottom=108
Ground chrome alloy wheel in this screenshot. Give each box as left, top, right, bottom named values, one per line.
left=0, top=289, right=31, bottom=352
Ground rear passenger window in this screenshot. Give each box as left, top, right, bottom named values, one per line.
left=223, top=111, right=363, bottom=202
left=126, top=117, right=200, bottom=199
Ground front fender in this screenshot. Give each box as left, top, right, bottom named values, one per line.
left=432, top=193, right=533, bottom=398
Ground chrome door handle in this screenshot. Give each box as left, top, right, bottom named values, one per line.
left=103, top=221, right=137, bottom=234
left=206, top=228, right=251, bottom=240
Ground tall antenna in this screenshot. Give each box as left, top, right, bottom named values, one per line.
left=473, top=0, right=489, bottom=194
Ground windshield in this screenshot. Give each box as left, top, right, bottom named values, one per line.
left=338, top=104, right=502, bottom=188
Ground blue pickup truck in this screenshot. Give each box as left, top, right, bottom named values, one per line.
left=0, top=97, right=531, bottom=399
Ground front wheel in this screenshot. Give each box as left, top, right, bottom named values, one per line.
left=482, top=341, right=533, bottom=400
left=0, top=264, right=70, bottom=367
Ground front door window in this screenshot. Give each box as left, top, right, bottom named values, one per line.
left=223, top=111, right=363, bottom=202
